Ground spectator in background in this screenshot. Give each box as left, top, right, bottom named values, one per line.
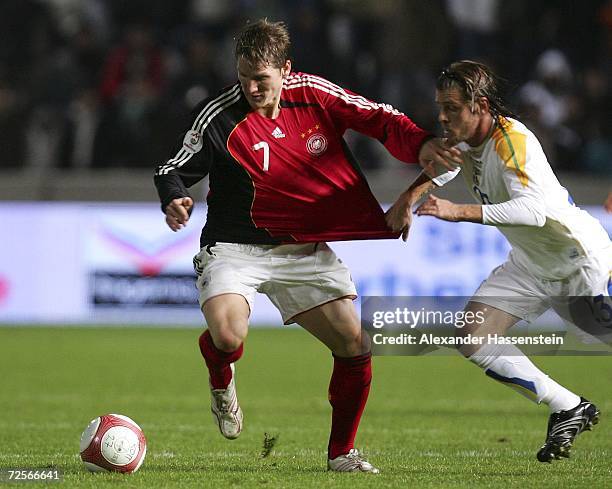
left=325, top=5, right=380, bottom=169
left=579, top=2, right=612, bottom=176
left=99, top=21, right=165, bottom=105
left=9, top=0, right=66, bottom=170
left=518, top=49, right=580, bottom=169
left=186, top=0, right=241, bottom=83
left=0, top=0, right=58, bottom=85
left=379, top=1, right=452, bottom=131
left=97, top=21, right=167, bottom=166
left=579, top=66, right=612, bottom=175
left=287, top=1, right=329, bottom=76
left=0, top=0, right=610, bottom=173
left=109, top=0, right=190, bottom=36
left=159, top=29, right=224, bottom=158
left=0, top=77, right=26, bottom=168
left=605, top=192, right=612, bottom=213
left=167, top=30, right=222, bottom=115
left=57, top=23, right=106, bottom=169
left=324, top=0, right=413, bottom=169
left=44, top=0, right=111, bottom=46
left=7, top=1, right=110, bottom=170
left=445, top=0, right=501, bottom=63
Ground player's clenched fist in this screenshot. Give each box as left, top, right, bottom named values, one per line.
left=165, top=197, right=193, bottom=231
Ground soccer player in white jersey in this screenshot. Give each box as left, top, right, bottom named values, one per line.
left=386, top=60, right=611, bottom=463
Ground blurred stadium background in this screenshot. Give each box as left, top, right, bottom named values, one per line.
left=0, top=0, right=610, bottom=325
left=1, top=3, right=611, bottom=486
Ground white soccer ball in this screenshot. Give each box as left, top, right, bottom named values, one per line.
left=79, top=414, right=147, bottom=473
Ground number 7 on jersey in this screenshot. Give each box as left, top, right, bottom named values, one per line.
left=253, top=141, right=270, bottom=171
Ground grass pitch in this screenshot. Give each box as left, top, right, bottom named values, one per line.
left=0, top=326, right=610, bottom=488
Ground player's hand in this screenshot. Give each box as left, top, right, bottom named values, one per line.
left=605, top=192, right=612, bottom=213
left=418, top=138, right=462, bottom=173
left=385, top=193, right=413, bottom=242
left=165, top=197, right=193, bottom=231
left=415, top=195, right=460, bottom=222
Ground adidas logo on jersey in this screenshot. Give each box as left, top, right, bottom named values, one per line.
left=272, top=127, right=286, bottom=139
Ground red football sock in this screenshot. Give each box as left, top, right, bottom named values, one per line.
left=198, top=330, right=243, bottom=389
left=327, top=352, right=372, bottom=460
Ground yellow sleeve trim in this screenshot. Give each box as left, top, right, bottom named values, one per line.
left=492, top=121, right=528, bottom=187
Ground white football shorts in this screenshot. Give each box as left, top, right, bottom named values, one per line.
left=192, top=242, right=357, bottom=324
left=471, top=246, right=612, bottom=328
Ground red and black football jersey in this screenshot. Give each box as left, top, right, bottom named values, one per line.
left=154, top=72, right=430, bottom=245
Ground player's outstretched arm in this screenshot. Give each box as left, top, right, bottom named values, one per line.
left=164, top=197, right=194, bottom=232
left=415, top=195, right=482, bottom=223
left=386, top=172, right=438, bottom=241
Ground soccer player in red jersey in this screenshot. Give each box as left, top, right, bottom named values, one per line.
left=154, top=19, right=460, bottom=473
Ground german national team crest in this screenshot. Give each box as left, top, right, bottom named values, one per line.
left=183, top=130, right=203, bottom=154
left=306, top=133, right=328, bottom=156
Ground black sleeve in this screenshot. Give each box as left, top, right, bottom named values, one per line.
left=153, top=102, right=214, bottom=213
left=154, top=173, right=193, bottom=214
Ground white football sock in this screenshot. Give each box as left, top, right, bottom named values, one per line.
left=469, top=342, right=581, bottom=413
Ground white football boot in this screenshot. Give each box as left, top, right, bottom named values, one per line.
left=327, top=448, right=380, bottom=474
left=210, top=363, right=243, bottom=439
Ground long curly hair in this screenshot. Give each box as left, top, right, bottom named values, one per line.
left=436, top=60, right=517, bottom=122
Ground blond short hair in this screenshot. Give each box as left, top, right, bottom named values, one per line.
left=235, top=19, right=291, bottom=68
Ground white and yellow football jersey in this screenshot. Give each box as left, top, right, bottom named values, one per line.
left=435, top=117, right=611, bottom=280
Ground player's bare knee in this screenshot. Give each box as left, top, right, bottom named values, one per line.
left=211, top=328, right=245, bottom=352
left=206, top=316, right=247, bottom=352
left=360, top=331, right=372, bottom=354
left=336, top=329, right=368, bottom=357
